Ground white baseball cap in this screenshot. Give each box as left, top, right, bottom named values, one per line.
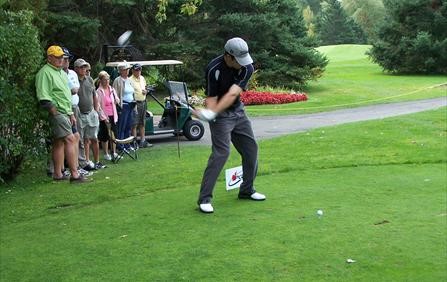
left=117, top=61, right=131, bottom=70
left=224, top=37, right=253, bottom=66
left=74, top=58, right=89, bottom=68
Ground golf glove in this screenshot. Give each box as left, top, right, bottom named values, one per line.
left=197, top=109, right=217, bottom=121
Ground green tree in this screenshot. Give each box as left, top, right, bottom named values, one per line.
left=317, top=0, right=367, bottom=45
left=2, top=0, right=200, bottom=63
left=342, top=0, right=386, bottom=42
left=2, top=0, right=101, bottom=60
left=369, top=0, right=447, bottom=74
left=298, top=0, right=321, bottom=15
left=149, top=0, right=327, bottom=89
left=0, top=10, right=45, bottom=182
left=303, top=5, right=317, bottom=38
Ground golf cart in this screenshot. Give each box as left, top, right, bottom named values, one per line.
left=105, top=60, right=205, bottom=141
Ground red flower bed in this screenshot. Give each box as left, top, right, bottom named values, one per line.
left=240, top=91, right=308, bottom=105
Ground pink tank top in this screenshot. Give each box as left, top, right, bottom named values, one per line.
left=103, top=87, right=114, bottom=116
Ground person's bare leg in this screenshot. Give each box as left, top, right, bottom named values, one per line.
left=111, top=142, right=117, bottom=156
left=52, top=138, right=65, bottom=178
left=132, top=126, right=137, bottom=140
left=91, top=139, right=100, bottom=163
left=139, top=125, right=145, bottom=143
left=84, top=138, right=91, bottom=163
left=102, top=141, right=109, bottom=156
left=64, top=133, right=79, bottom=178
left=73, top=132, right=80, bottom=168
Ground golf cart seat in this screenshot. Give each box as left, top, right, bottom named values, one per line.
left=157, top=81, right=191, bottom=129
left=165, top=81, right=189, bottom=105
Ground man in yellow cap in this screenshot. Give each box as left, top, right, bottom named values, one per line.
left=35, top=45, right=86, bottom=183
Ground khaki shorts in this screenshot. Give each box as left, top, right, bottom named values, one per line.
left=49, top=112, right=72, bottom=139
left=134, top=101, right=147, bottom=126
left=78, top=110, right=99, bottom=139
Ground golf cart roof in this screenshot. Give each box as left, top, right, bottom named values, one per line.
left=105, top=60, right=183, bottom=67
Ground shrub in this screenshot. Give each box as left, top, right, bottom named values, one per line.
left=0, top=10, right=46, bottom=183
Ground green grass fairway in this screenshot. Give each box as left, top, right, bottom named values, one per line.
left=1, top=108, right=446, bottom=281
left=249, top=44, right=446, bottom=116
left=317, top=44, right=372, bottom=62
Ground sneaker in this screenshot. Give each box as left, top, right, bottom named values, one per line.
left=199, top=203, right=214, bottom=213
left=104, top=154, right=112, bottom=161
left=62, top=169, right=71, bottom=178
left=78, top=168, right=93, bottom=177
left=82, top=162, right=97, bottom=171
left=139, top=140, right=153, bottom=148
left=95, top=162, right=107, bottom=169
left=112, top=153, right=123, bottom=160
left=238, top=192, right=266, bottom=201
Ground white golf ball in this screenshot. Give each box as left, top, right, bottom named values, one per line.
left=317, top=209, right=323, bottom=216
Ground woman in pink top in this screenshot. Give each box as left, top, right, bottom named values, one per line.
left=96, top=71, right=120, bottom=161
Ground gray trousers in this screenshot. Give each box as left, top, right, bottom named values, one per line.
left=198, top=106, right=258, bottom=204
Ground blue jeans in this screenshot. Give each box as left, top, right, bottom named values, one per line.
left=117, top=103, right=134, bottom=149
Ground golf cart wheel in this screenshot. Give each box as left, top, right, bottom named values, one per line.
left=183, top=120, right=204, bottom=141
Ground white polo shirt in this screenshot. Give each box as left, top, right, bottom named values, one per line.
left=67, top=69, right=80, bottom=106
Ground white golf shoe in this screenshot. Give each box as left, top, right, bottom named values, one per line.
left=199, top=203, right=214, bottom=213
left=238, top=192, right=266, bottom=201
left=250, top=192, right=266, bottom=200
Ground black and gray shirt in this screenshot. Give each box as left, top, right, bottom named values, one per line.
left=205, top=54, right=254, bottom=110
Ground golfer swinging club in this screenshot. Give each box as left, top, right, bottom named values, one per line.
left=195, top=37, right=266, bottom=213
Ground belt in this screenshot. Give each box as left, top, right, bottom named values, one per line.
left=136, top=101, right=145, bottom=103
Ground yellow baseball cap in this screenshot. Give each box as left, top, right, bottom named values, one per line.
left=47, top=45, right=64, bottom=57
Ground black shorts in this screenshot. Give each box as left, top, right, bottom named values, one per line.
left=98, top=116, right=117, bottom=142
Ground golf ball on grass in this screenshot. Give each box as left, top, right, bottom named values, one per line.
left=317, top=209, right=323, bottom=216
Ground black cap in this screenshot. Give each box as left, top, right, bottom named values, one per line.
left=132, top=63, right=142, bottom=70
left=62, top=47, right=73, bottom=59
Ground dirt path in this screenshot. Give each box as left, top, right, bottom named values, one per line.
left=149, top=97, right=447, bottom=146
